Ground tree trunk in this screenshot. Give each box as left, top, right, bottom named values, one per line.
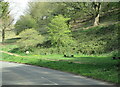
left=2, top=28, right=5, bottom=43
left=93, top=2, right=101, bottom=26
left=73, top=19, right=76, bottom=23
left=94, top=13, right=100, bottom=26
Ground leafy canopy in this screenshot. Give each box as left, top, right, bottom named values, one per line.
left=0, top=1, right=10, bottom=28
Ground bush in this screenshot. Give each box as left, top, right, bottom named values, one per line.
left=17, top=28, right=44, bottom=51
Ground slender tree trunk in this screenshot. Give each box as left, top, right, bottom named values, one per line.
left=2, top=28, right=5, bottom=43
left=1, top=19, right=14, bottom=43
left=94, top=13, right=100, bottom=26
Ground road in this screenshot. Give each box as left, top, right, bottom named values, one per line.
left=1, top=61, right=114, bottom=85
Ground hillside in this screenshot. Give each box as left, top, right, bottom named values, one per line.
left=60, top=7, right=119, bottom=56
left=72, top=22, right=119, bottom=55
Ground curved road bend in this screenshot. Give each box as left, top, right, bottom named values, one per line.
left=1, top=61, right=114, bottom=85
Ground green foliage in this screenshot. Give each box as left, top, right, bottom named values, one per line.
left=0, top=1, right=9, bottom=19
left=0, top=2, right=11, bottom=28
left=15, top=15, right=37, bottom=35
left=0, top=2, right=2, bottom=17
left=47, top=15, right=75, bottom=47
left=55, top=2, right=119, bottom=26
left=52, top=2, right=94, bottom=22
left=29, top=2, right=55, bottom=20
left=17, top=29, right=44, bottom=51
left=32, top=46, right=76, bottom=55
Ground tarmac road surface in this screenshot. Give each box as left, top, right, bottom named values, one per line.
left=1, top=61, right=115, bottom=86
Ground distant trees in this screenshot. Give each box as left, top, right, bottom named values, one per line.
left=15, top=2, right=58, bottom=35
left=15, top=15, right=37, bottom=35
left=28, top=2, right=57, bottom=34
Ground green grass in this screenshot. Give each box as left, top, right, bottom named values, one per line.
left=1, top=44, right=18, bottom=52
left=1, top=49, right=119, bottom=84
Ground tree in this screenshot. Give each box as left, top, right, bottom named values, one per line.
left=28, top=2, right=57, bottom=34
left=14, top=15, right=37, bottom=35
left=52, top=2, right=95, bottom=24
left=47, top=15, right=74, bottom=48
left=92, top=2, right=101, bottom=26
left=54, top=2, right=119, bottom=26
left=92, top=2, right=119, bottom=26
left=17, top=28, right=44, bottom=51
left=0, top=1, right=13, bottom=42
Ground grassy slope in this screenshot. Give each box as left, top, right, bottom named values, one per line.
left=71, top=10, right=119, bottom=55
left=72, top=22, right=119, bottom=55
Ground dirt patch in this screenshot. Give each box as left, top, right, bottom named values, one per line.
left=1, top=51, right=89, bottom=64
left=0, top=51, right=23, bottom=57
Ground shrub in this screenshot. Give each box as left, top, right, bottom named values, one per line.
left=17, top=28, right=44, bottom=51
